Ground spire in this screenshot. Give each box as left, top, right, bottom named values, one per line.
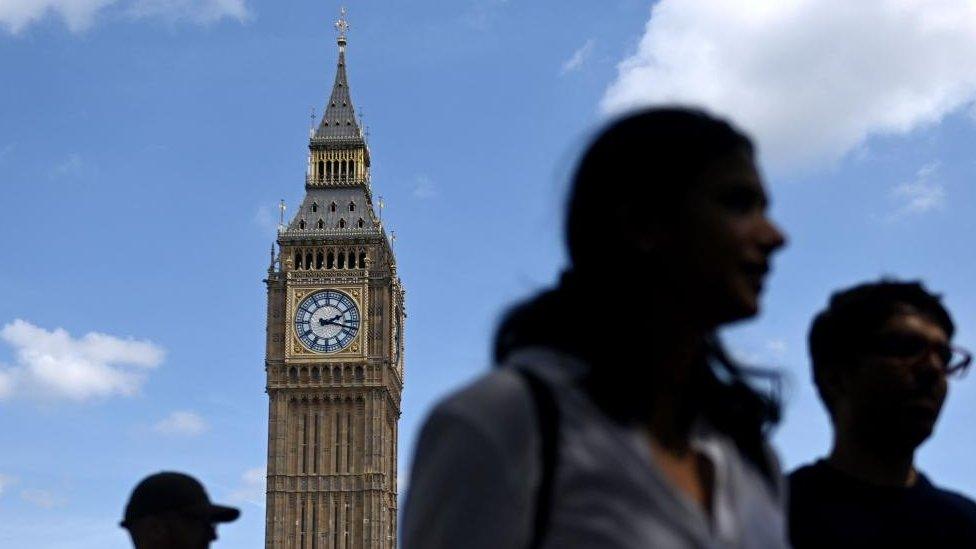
left=314, top=7, right=362, bottom=142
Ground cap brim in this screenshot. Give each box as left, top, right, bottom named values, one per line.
left=188, top=503, right=241, bottom=523
left=208, top=504, right=241, bottom=523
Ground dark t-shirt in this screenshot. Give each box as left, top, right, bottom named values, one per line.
left=788, top=460, right=976, bottom=548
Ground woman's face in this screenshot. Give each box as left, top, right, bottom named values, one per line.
left=655, top=148, right=786, bottom=327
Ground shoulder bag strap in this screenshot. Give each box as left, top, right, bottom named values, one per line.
left=517, top=367, right=560, bottom=549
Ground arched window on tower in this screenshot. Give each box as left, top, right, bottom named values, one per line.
left=330, top=202, right=337, bottom=212
left=315, top=251, right=324, bottom=269
left=357, top=218, right=364, bottom=228
left=299, top=219, right=306, bottom=229
left=317, top=160, right=324, bottom=180
left=327, top=251, right=334, bottom=269
left=349, top=202, right=355, bottom=212
left=358, top=251, right=366, bottom=268
left=311, top=202, right=318, bottom=213
left=317, top=219, right=324, bottom=229
left=294, top=251, right=302, bottom=269
left=338, top=252, right=346, bottom=269
left=350, top=161, right=356, bottom=178
left=305, top=251, right=313, bottom=270
left=339, top=219, right=346, bottom=229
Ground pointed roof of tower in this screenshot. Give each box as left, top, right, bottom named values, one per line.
left=314, top=9, right=362, bottom=141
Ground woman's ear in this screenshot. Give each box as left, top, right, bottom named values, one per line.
left=617, top=200, right=672, bottom=255
left=632, top=222, right=671, bottom=254
left=634, top=233, right=657, bottom=254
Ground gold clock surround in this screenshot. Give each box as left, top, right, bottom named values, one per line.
left=286, top=286, right=368, bottom=361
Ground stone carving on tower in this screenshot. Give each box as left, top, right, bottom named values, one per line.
left=264, top=9, right=405, bottom=548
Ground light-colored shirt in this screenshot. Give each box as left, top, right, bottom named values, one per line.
left=402, top=347, right=789, bottom=549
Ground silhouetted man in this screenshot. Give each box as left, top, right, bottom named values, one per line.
left=789, top=280, right=976, bottom=547
left=121, top=471, right=239, bottom=549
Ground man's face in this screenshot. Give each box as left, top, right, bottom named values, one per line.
left=841, top=312, right=950, bottom=451
left=661, top=149, right=787, bottom=327
left=166, top=515, right=217, bottom=549
left=132, top=514, right=217, bottom=549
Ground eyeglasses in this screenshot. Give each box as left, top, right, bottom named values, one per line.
left=865, top=333, right=972, bottom=378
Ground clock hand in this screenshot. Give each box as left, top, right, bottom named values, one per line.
left=318, top=314, right=342, bottom=326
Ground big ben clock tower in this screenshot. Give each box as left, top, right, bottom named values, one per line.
left=264, top=9, right=404, bottom=548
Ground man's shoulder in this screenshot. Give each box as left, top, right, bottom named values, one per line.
left=787, top=460, right=829, bottom=487
left=786, top=460, right=840, bottom=512
left=919, top=475, right=976, bottom=519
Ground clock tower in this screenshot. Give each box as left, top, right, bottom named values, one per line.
left=264, top=10, right=404, bottom=548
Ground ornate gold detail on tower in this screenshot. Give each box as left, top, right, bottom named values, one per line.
left=335, top=7, right=349, bottom=45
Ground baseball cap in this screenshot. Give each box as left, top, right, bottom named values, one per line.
left=121, top=471, right=241, bottom=528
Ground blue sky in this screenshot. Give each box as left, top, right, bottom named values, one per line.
left=3, top=1, right=976, bottom=547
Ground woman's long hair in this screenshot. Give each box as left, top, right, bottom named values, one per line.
left=494, top=107, right=782, bottom=482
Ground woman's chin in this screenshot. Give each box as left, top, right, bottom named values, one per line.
left=720, top=293, right=761, bottom=324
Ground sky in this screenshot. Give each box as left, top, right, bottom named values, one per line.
left=3, top=0, right=976, bottom=546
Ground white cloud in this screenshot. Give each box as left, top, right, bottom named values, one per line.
left=0, top=319, right=164, bottom=402
left=0, top=0, right=249, bottom=34
left=412, top=175, right=438, bottom=200
left=0, top=369, right=13, bottom=399
left=561, top=39, right=595, bottom=75
left=21, top=488, right=65, bottom=508
left=728, top=346, right=762, bottom=366
left=227, top=467, right=265, bottom=507
left=602, top=0, right=976, bottom=173
left=0, top=474, right=15, bottom=497
left=463, top=0, right=509, bottom=31
left=397, top=472, right=408, bottom=500
left=153, top=410, right=208, bottom=436
left=128, top=0, right=249, bottom=25
left=253, top=204, right=275, bottom=231
left=0, top=0, right=115, bottom=33
left=890, top=161, right=945, bottom=218
left=0, top=143, right=14, bottom=164
left=52, top=152, right=85, bottom=178
left=765, top=339, right=788, bottom=356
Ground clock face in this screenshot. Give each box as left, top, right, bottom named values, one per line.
left=393, top=311, right=402, bottom=366
left=294, top=290, right=360, bottom=353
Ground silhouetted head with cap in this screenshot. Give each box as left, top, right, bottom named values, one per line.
left=121, top=471, right=240, bottom=549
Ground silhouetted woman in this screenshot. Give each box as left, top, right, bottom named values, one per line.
left=403, top=108, right=789, bottom=548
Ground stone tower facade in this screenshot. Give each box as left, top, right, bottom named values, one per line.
left=264, top=12, right=404, bottom=548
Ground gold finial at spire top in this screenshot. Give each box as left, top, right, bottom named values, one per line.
left=335, top=6, right=349, bottom=43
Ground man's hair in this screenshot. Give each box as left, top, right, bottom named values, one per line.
left=808, top=279, right=954, bottom=412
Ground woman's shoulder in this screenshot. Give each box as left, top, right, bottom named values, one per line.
left=404, top=366, right=546, bottom=549
left=432, top=368, right=534, bottom=431
left=423, top=347, right=579, bottom=451
left=697, top=426, right=786, bottom=503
